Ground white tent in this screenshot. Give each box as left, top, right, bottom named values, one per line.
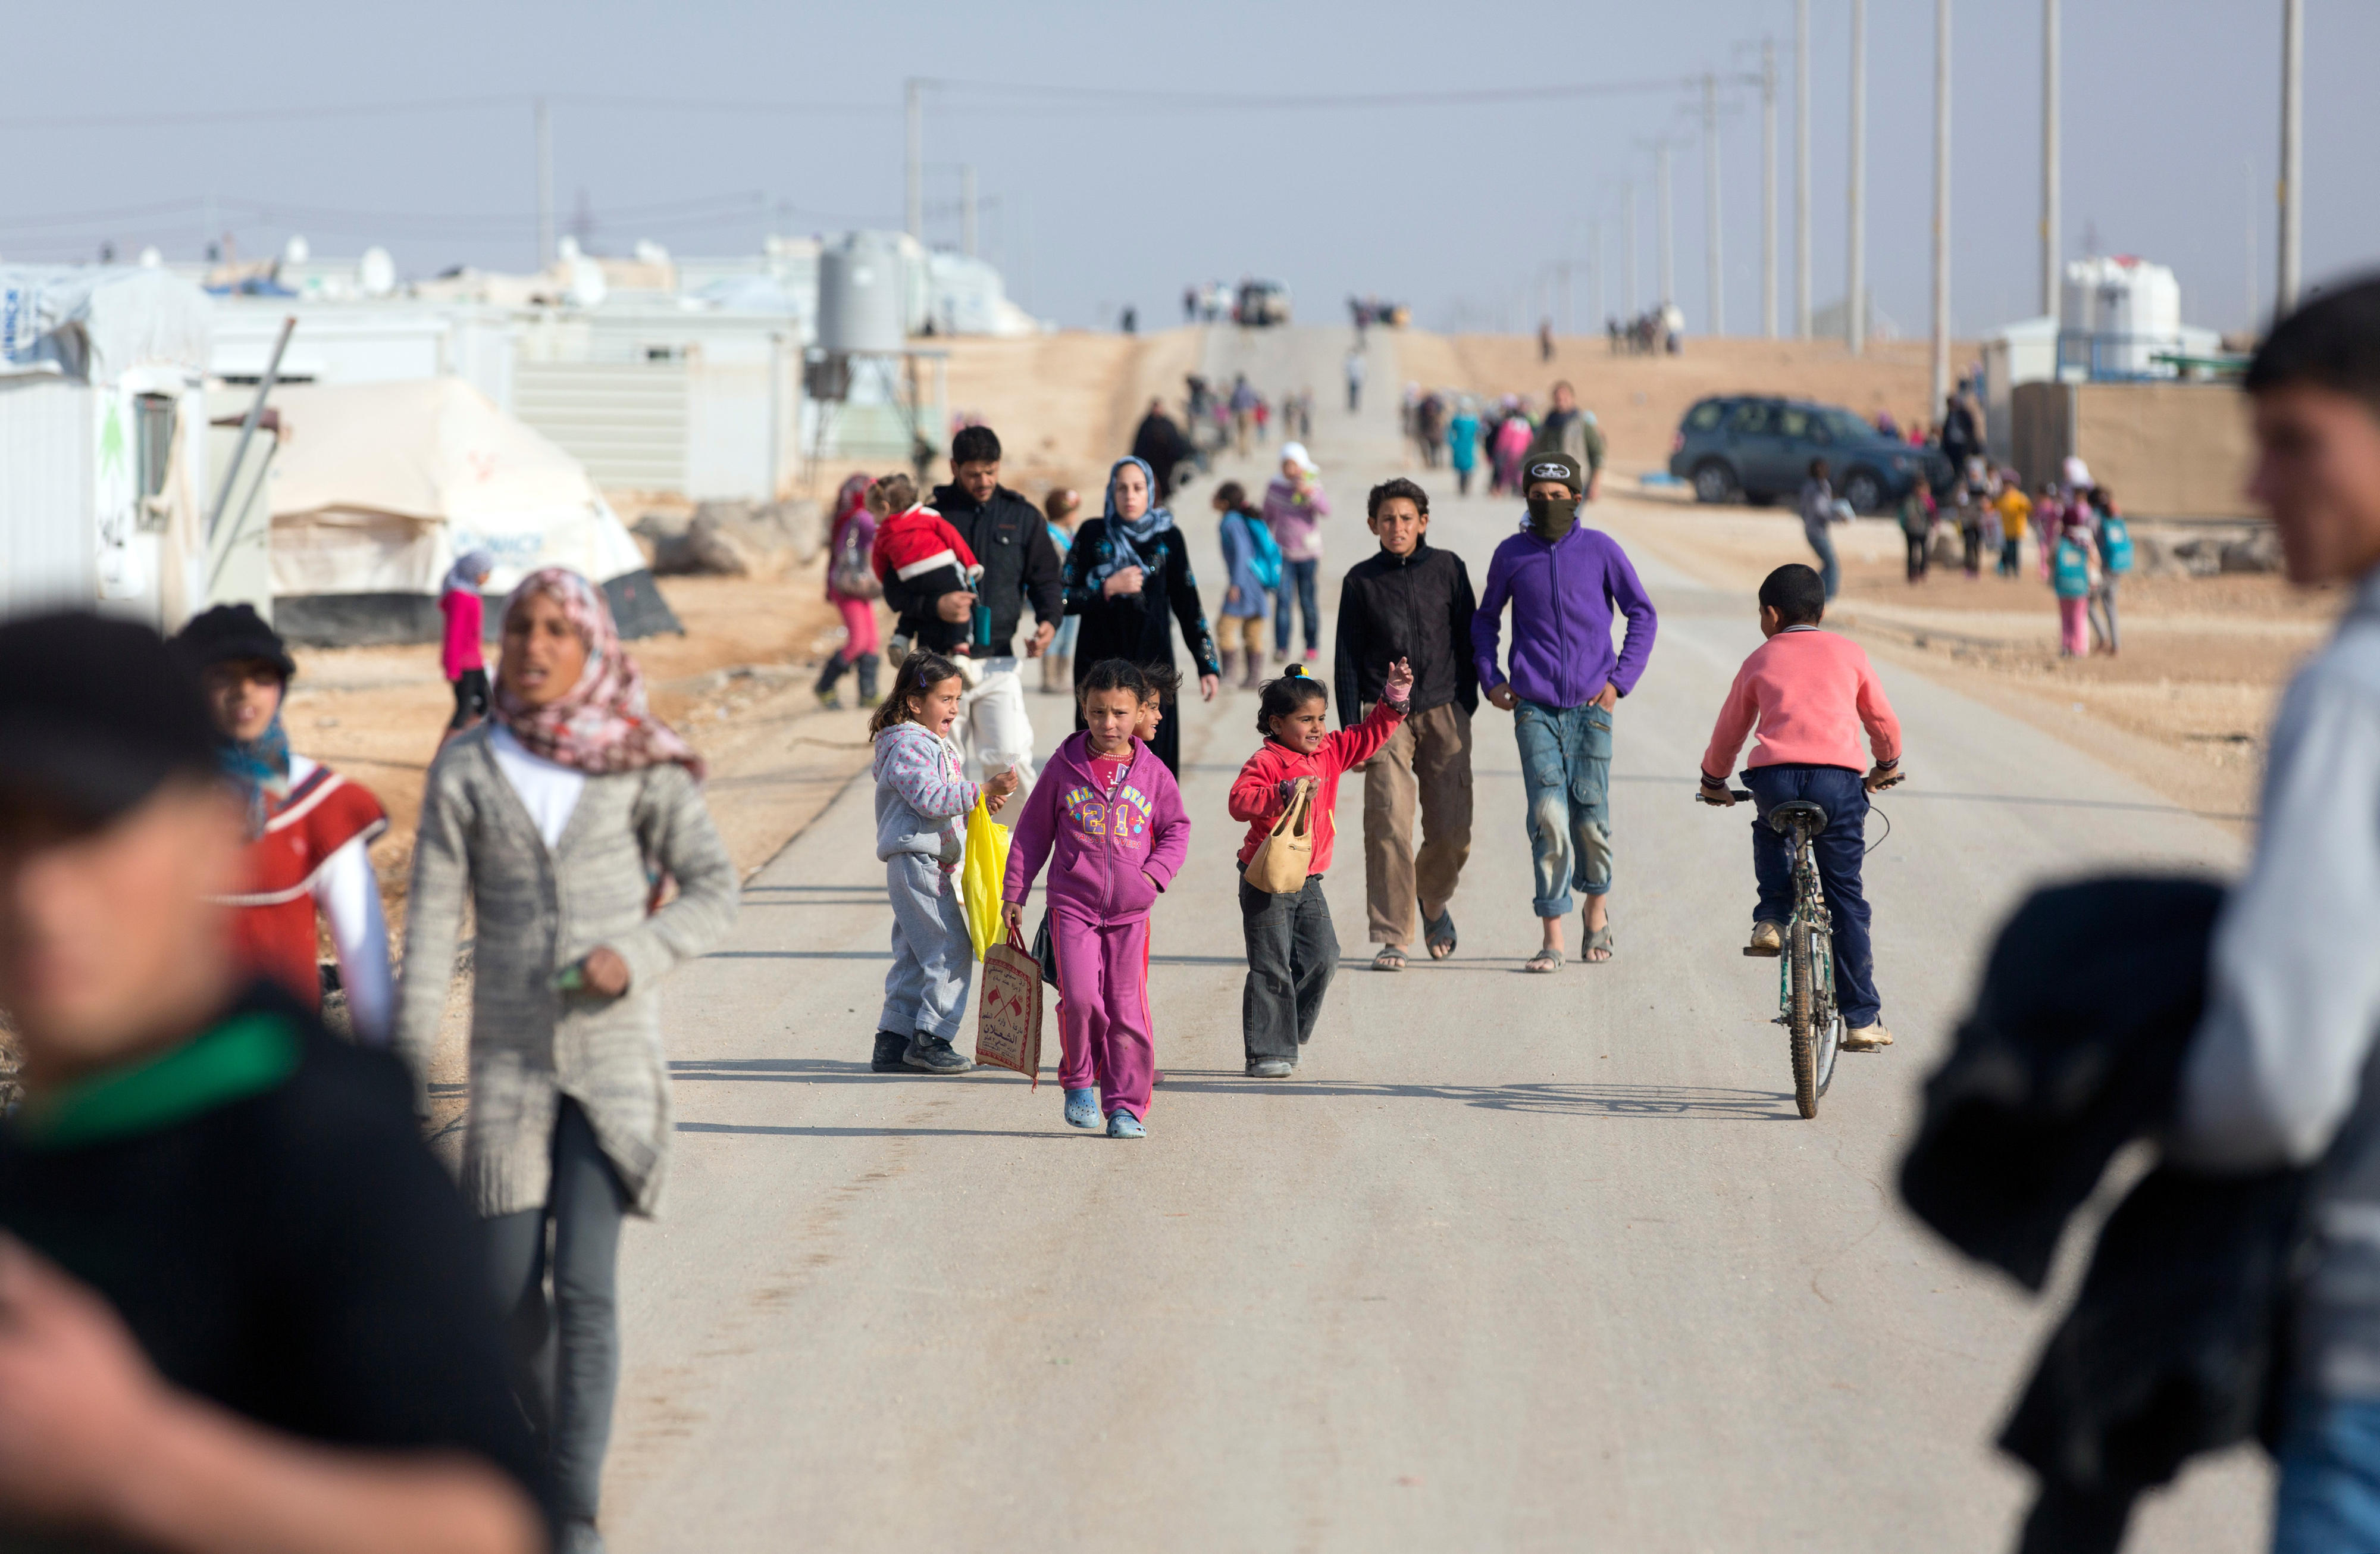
left=262, top=379, right=677, bottom=643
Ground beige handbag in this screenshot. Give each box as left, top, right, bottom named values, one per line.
left=1243, top=777, right=1317, bottom=894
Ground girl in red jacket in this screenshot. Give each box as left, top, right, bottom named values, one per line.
left=1229, top=659, right=1411, bottom=1078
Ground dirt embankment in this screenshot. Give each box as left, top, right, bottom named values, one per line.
left=1395, top=331, right=1963, bottom=475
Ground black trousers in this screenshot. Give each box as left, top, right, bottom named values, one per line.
left=449, top=667, right=490, bottom=729
left=1240, top=876, right=1339, bottom=1064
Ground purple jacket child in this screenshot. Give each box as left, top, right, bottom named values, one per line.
left=1001, top=729, right=1190, bottom=1127
left=1471, top=520, right=1658, bottom=709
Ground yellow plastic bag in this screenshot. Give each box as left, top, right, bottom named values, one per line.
left=960, top=795, right=1012, bottom=961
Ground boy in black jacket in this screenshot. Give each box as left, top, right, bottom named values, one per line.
left=1334, top=478, right=1479, bottom=970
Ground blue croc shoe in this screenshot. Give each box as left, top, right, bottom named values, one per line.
left=1106, top=1109, right=1146, bottom=1140
left=1063, top=1088, right=1101, bottom=1130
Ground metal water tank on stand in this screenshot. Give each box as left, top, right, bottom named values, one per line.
left=817, top=232, right=907, bottom=356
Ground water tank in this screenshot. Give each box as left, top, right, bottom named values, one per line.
left=818, top=232, right=907, bottom=354
left=2060, top=255, right=2182, bottom=377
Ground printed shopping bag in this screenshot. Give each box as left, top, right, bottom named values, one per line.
left=1242, top=777, right=1316, bottom=895
left=960, top=795, right=1012, bottom=961
left=973, top=930, right=1044, bottom=1085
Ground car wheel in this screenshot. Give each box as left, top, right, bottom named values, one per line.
left=1841, top=469, right=1884, bottom=514
left=1692, top=460, right=1739, bottom=505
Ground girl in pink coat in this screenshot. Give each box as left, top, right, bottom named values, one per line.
left=1001, top=659, right=1192, bottom=1138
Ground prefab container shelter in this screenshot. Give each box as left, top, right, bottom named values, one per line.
left=0, top=265, right=214, bottom=626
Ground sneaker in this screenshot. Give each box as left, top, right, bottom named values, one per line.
left=1302, top=648, right=1320, bottom=664
left=903, top=1035, right=974, bottom=1074
left=1745, top=921, right=1784, bottom=958
left=870, top=1030, right=909, bottom=1073
left=1107, top=1109, right=1146, bottom=1139
left=1063, top=1087, right=1101, bottom=1129
left=1843, top=1022, right=1895, bottom=1052
left=1245, top=1058, right=1294, bottom=1078
left=816, top=688, right=842, bottom=710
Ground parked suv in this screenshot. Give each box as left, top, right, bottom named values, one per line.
left=1668, top=395, right=1949, bottom=512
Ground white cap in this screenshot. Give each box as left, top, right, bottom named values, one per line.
left=1281, top=441, right=1317, bottom=474
left=2062, top=455, right=2094, bottom=490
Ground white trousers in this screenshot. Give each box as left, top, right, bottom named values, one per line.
left=959, top=659, right=1036, bottom=784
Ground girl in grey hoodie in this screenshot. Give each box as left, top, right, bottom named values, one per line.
left=868, top=651, right=1019, bottom=1073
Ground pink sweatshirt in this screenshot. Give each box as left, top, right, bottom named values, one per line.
left=1699, top=627, right=1902, bottom=781
left=439, top=588, right=483, bottom=680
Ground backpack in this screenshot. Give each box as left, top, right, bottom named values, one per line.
left=829, top=516, right=881, bottom=600
left=2097, top=514, right=2133, bottom=575
left=1238, top=511, right=1283, bottom=592
left=2052, top=535, right=2093, bottom=599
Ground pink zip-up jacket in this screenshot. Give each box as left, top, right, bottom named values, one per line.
left=1699, top=626, right=1903, bottom=781
left=1002, top=730, right=1190, bottom=925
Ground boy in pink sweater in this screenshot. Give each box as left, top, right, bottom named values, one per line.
left=1697, top=564, right=1904, bottom=1051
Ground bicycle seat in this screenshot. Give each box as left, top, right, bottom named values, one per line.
left=1765, top=799, right=1830, bottom=835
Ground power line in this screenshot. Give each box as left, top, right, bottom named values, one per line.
left=919, top=75, right=1693, bottom=110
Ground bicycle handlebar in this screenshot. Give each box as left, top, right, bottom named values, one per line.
left=1693, top=788, right=1755, bottom=805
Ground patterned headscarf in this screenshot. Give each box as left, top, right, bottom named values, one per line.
left=1088, top=455, right=1176, bottom=586
left=218, top=709, right=292, bottom=839
left=442, top=547, right=496, bottom=596
left=492, top=567, right=705, bottom=781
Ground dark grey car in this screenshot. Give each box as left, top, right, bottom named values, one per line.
left=1667, top=395, right=1950, bottom=513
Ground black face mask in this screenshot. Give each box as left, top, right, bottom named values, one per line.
left=1526, top=495, right=1579, bottom=538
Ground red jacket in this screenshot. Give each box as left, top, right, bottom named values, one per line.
left=1228, top=698, right=1404, bottom=875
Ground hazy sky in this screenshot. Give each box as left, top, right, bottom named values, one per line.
left=7, top=1, right=2373, bottom=337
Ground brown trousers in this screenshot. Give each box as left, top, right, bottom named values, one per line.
left=1360, top=701, right=1474, bottom=945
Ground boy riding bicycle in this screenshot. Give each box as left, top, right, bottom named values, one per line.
left=1697, top=564, right=1903, bottom=1052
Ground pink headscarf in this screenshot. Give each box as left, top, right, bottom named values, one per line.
left=492, top=567, right=705, bottom=781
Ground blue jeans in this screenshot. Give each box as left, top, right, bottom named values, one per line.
left=1274, top=558, right=1321, bottom=654
left=1514, top=700, right=1612, bottom=918
left=1745, top=764, right=1880, bottom=1028
left=2276, top=1397, right=2380, bottom=1552
left=1805, top=524, right=1841, bottom=599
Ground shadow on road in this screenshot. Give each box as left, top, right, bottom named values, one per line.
left=669, top=1058, right=1799, bottom=1122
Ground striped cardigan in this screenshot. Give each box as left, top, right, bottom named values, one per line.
left=393, top=726, right=738, bottom=1218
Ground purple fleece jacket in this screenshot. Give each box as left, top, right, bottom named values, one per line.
left=1002, top=730, right=1191, bottom=925
left=1471, top=520, right=1658, bottom=709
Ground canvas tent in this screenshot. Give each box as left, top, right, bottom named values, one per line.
left=262, top=378, right=677, bottom=644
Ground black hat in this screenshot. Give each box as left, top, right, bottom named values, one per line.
left=0, top=612, right=221, bottom=827
left=1523, top=452, right=1584, bottom=496
left=170, top=602, right=295, bottom=680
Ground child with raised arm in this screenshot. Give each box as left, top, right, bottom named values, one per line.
left=1696, top=564, right=1903, bottom=1052
left=1001, top=659, right=1191, bottom=1138
left=1230, top=659, right=1411, bottom=1078
left=868, top=651, right=1019, bottom=1075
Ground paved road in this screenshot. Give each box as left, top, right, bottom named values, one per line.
left=602, top=326, right=2266, bottom=1550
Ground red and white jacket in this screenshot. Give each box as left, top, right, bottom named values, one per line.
left=217, top=756, right=393, bottom=1043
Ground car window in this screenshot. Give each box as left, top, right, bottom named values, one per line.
left=1724, top=402, right=1773, bottom=435
left=1685, top=401, right=1724, bottom=432
left=1780, top=407, right=1818, bottom=442
left=1823, top=410, right=1874, bottom=442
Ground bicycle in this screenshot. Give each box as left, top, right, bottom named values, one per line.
left=1696, top=777, right=1900, bottom=1120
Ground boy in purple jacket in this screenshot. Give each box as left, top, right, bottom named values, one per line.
left=1473, top=452, right=1658, bottom=970
left=1001, top=659, right=1192, bottom=1138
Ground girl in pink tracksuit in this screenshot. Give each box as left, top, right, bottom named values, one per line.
left=1001, top=659, right=1191, bottom=1139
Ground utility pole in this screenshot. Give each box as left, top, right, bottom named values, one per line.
left=1656, top=140, right=1675, bottom=312
left=1932, top=0, right=1952, bottom=408
left=1561, top=261, right=1574, bottom=334
left=1591, top=217, right=1606, bottom=326
left=1847, top=0, right=1867, bottom=353
left=2041, top=0, right=2059, bottom=316
left=1762, top=39, right=1778, bottom=339
left=2243, top=158, right=2259, bottom=330
left=2278, top=0, right=2303, bottom=314
left=535, top=96, right=554, bottom=270
left=1795, top=0, right=1811, bottom=337
left=904, top=79, right=923, bottom=243
left=961, top=164, right=978, bottom=258
left=1704, top=72, right=1723, bottom=337
left=1624, top=181, right=1639, bottom=315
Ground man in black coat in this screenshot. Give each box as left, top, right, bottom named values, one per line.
left=1130, top=399, right=1193, bottom=502
left=894, top=423, right=1065, bottom=783
left=1334, top=477, right=1478, bottom=970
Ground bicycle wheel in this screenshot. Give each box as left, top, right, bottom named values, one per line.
left=1809, top=926, right=1840, bottom=1102
left=1787, top=921, right=1821, bottom=1118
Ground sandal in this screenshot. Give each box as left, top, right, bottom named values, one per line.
left=1423, top=908, right=1458, bottom=961
left=1524, top=948, right=1563, bottom=974
left=1371, top=946, right=1408, bottom=973
left=1582, top=922, right=1615, bottom=963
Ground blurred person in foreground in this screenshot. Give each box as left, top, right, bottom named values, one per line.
left=0, top=611, right=546, bottom=1554
left=2171, top=275, right=2380, bottom=1551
